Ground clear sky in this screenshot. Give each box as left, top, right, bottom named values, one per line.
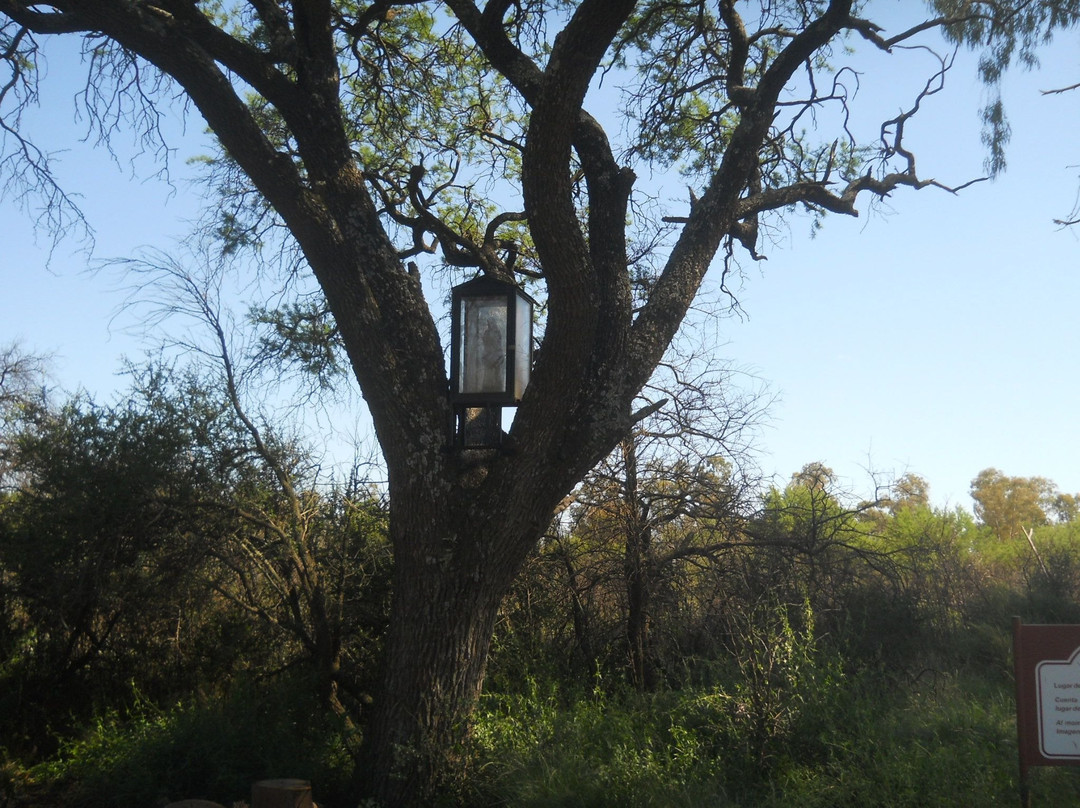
left=721, top=30, right=1080, bottom=508
left=2, top=8, right=1077, bottom=510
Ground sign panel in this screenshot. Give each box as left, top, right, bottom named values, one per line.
left=1013, top=619, right=1080, bottom=769
left=1012, top=620, right=1080, bottom=806
left=1037, top=646, right=1080, bottom=759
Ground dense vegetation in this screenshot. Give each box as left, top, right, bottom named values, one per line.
left=3, top=348, right=1079, bottom=807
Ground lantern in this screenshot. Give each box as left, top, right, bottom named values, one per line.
left=450, top=276, right=534, bottom=407
left=449, top=276, right=534, bottom=446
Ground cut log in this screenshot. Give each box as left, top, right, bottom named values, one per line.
left=251, top=779, right=313, bottom=808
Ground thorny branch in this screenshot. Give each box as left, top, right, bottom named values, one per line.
left=365, top=156, right=526, bottom=276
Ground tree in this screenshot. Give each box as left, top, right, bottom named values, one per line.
left=789, top=462, right=837, bottom=494
left=1050, top=492, right=1080, bottom=523
left=0, top=2, right=1052, bottom=802
left=890, top=473, right=931, bottom=513
left=857, top=471, right=931, bottom=526
left=568, top=356, right=765, bottom=690
left=0, top=383, right=221, bottom=748
left=0, top=361, right=393, bottom=758
left=0, top=342, right=47, bottom=414
left=125, top=252, right=393, bottom=723
left=0, top=342, right=49, bottom=484
left=970, top=467, right=1055, bottom=541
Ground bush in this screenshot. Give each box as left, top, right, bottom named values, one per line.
left=467, top=669, right=1071, bottom=808
left=30, top=677, right=355, bottom=808
left=469, top=612, right=861, bottom=808
left=468, top=680, right=731, bottom=807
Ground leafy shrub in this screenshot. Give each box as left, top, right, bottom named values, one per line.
left=468, top=668, right=1066, bottom=808
left=30, top=677, right=354, bottom=808
left=469, top=606, right=859, bottom=808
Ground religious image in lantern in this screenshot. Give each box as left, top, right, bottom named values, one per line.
left=450, top=276, right=533, bottom=408
left=462, top=296, right=508, bottom=395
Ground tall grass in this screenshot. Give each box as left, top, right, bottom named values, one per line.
left=25, top=599, right=1080, bottom=808
left=18, top=659, right=1080, bottom=806
left=465, top=670, right=1080, bottom=807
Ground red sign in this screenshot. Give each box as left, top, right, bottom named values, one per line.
left=1012, top=619, right=1080, bottom=806
left=1013, top=618, right=1080, bottom=766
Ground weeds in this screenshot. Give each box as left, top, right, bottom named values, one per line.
left=466, top=670, right=1039, bottom=808
left=24, top=607, right=1055, bottom=808
left=27, top=677, right=353, bottom=808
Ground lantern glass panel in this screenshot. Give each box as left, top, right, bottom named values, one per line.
left=513, top=293, right=531, bottom=399
left=459, top=295, right=508, bottom=395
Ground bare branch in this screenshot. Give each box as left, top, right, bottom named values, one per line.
left=1043, top=80, right=1080, bottom=95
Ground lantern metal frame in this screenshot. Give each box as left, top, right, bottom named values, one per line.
left=449, top=275, right=534, bottom=408
left=448, top=276, right=535, bottom=448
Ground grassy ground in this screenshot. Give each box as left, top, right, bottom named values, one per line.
left=464, top=672, right=1080, bottom=808
left=8, top=669, right=1080, bottom=806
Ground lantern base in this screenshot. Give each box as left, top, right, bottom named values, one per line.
left=454, top=405, right=503, bottom=448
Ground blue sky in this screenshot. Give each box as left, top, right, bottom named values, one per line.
left=722, top=32, right=1080, bottom=508
left=2, top=9, right=1078, bottom=510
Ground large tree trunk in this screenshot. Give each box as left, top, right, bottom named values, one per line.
left=357, top=470, right=552, bottom=806
left=360, top=557, right=502, bottom=804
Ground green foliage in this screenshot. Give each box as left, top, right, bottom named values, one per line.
left=482, top=594, right=847, bottom=803
left=967, top=520, right=1080, bottom=631
left=471, top=679, right=733, bottom=807
left=757, top=675, right=1023, bottom=808
left=249, top=301, right=346, bottom=389
left=30, top=677, right=354, bottom=808
left=8, top=355, right=1080, bottom=806
left=469, top=658, right=1035, bottom=807
left=933, top=0, right=1080, bottom=175
left=0, top=364, right=392, bottom=762
left=970, top=467, right=1057, bottom=540
left=0, top=383, right=230, bottom=751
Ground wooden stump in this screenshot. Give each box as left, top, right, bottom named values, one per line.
left=251, top=779, right=313, bottom=808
